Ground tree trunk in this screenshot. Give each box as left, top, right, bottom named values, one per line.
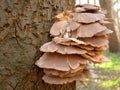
left=0, top=0, right=75, bottom=90
left=99, top=0, right=119, bottom=52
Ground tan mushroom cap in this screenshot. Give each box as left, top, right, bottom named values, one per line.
left=70, top=30, right=78, bottom=38
left=50, top=20, right=80, bottom=36
left=68, top=20, right=80, bottom=31
left=53, top=37, right=85, bottom=46
left=42, top=70, right=89, bottom=84
left=35, top=53, right=87, bottom=71
left=87, top=51, right=96, bottom=56
left=75, top=7, right=86, bottom=13
left=99, top=20, right=111, bottom=24
left=44, top=69, right=69, bottom=78
left=70, top=25, right=111, bottom=39
left=86, top=55, right=103, bottom=63
left=40, top=41, right=87, bottom=54
left=77, top=45, right=94, bottom=50
left=40, top=41, right=58, bottom=53
left=70, top=64, right=87, bottom=73
left=79, top=36, right=109, bottom=47
left=89, top=49, right=105, bottom=56
left=44, top=64, right=86, bottom=78
left=94, top=51, right=104, bottom=56
left=44, top=69, right=83, bottom=78
left=77, top=23, right=107, bottom=38
left=81, top=54, right=109, bottom=63
left=95, top=45, right=108, bottom=51
left=50, top=21, right=68, bottom=36
left=73, top=13, right=105, bottom=23
left=75, top=4, right=100, bottom=11
left=95, top=29, right=113, bottom=36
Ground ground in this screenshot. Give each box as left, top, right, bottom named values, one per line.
left=77, top=53, right=120, bottom=90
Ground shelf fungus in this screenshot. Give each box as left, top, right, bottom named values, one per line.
left=35, top=4, right=113, bottom=84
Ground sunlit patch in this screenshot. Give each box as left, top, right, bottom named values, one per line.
left=100, top=79, right=120, bottom=88
left=96, top=53, right=120, bottom=71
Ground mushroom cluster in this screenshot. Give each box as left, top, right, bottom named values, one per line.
left=35, top=4, right=113, bottom=84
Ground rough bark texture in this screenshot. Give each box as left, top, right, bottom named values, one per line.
left=99, top=0, right=119, bottom=52
left=0, top=0, right=75, bottom=90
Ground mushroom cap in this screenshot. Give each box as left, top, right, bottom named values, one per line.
left=50, top=21, right=68, bottom=36
left=42, top=71, right=89, bottom=84
left=81, top=54, right=109, bottom=63
left=75, top=7, right=86, bottom=13
left=89, top=49, right=104, bottom=56
left=94, top=51, right=103, bottom=55
left=99, top=20, right=111, bottom=24
left=40, top=41, right=87, bottom=54
left=53, top=37, right=85, bottom=46
left=87, top=51, right=96, bottom=56
left=68, top=20, right=80, bottom=31
left=35, top=53, right=87, bottom=71
left=77, top=23, right=107, bottom=38
left=79, top=36, right=109, bottom=47
left=43, top=64, right=86, bottom=78
left=82, top=54, right=101, bottom=63
left=70, top=30, right=78, bottom=38
left=40, top=41, right=58, bottom=53
left=73, top=13, right=105, bottom=23
left=75, top=4, right=100, bottom=11
left=44, top=69, right=83, bottom=78
left=77, top=45, right=94, bottom=50
left=44, top=69, right=69, bottom=78
left=50, top=20, right=80, bottom=36
left=95, top=29, right=113, bottom=36
left=92, top=55, right=111, bottom=63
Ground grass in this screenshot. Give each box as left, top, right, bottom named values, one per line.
left=96, top=53, right=120, bottom=71
left=77, top=53, right=120, bottom=90
left=100, top=79, right=120, bottom=88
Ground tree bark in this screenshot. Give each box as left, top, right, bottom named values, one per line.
left=99, top=0, right=119, bottom=52
left=0, top=0, right=75, bottom=90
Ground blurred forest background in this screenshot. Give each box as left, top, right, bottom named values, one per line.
left=0, top=0, right=120, bottom=90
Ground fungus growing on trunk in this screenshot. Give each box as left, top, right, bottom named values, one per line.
left=35, top=4, right=112, bottom=84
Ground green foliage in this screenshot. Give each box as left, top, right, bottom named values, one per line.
left=96, top=53, right=120, bottom=70
left=96, top=53, right=120, bottom=89
left=100, top=79, right=120, bottom=88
